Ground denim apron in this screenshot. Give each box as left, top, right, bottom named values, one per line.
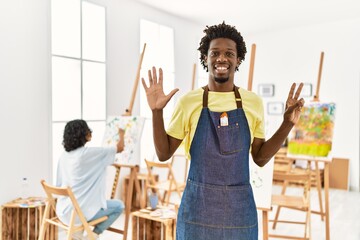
left=176, top=86, right=258, bottom=240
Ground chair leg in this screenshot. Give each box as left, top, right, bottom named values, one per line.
left=83, top=224, right=95, bottom=240
left=38, top=203, right=51, bottom=240
left=272, top=206, right=282, bottom=229
left=272, top=180, right=288, bottom=229
left=165, top=190, right=172, bottom=206
left=307, top=208, right=312, bottom=239
left=38, top=221, right=49, bottom=240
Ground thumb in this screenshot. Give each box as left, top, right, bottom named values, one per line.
left=166, top=88, right=179, bottom=101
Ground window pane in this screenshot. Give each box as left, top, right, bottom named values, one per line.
left=82, top=2, right=106, bottom=62
left=159, top=25, right=174, bottom=72
left=140, top=19, right=175, bottom=118
left=140, top=19, right=160, bottom=68
left=83, top=61, right=106, bottom=120
left=51, top=0, right=81, bottom=57
left=52, top=57, right=81, bottom=121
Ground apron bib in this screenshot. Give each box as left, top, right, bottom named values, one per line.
left=176, top=86, right=258, bottom=240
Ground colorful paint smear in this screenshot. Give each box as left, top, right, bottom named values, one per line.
left=103, top=116, right=145, bottom=165
left=288, top=102, right=336, bottom=157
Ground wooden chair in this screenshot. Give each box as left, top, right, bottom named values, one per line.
left=145, top=159, right=186, bottom=206
left=273, top=147, right=325, bottom=223
left=169, top=153, right=189, bottom=186
left=269, top=169, right=312, bottom=239
left=38, top=180, right=108, bottom=240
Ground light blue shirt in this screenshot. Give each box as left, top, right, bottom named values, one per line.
left=56, top=146, right=116, bottom=225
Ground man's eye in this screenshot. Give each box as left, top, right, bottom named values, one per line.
left=226, top=52, right=235, bottom=57
left=210, top=52, right=218, bottom=57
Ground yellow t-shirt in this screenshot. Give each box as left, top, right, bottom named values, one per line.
left=166, top=87, right=265, bottom=159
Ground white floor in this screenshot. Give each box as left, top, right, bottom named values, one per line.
left=58, top=186, right=360, bottom=240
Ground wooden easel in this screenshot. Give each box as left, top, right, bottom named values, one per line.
left=107, top=43, right=147, bottom=240
left=108, top=164, right=145, bottom=240
left=247, top=43, right=256, bottom=92
left=123, top=43, right=147, bottom=116
left=273, top=52, right=331, bottom=240
left=246, top=43, right=271, bottom=240
left=191, top=63, right=196, bottom=90
left=311, top=51, right=326, bottom=221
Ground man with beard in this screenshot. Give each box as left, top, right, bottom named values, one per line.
left=141, top=22, right=304, bottom=240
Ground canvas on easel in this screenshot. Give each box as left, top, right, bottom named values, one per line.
left=288, top=102, right=336, bottom=157
left=249, top=157, right=274, bottom=210
left=246, top=43, right=274, bottom=211
left=103, top=116, right=145, bottom=165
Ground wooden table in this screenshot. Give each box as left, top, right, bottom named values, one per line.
left=1, top=197, right=57, bottom=240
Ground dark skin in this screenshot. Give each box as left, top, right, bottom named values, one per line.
left=142, top=38, right=304, bottom=166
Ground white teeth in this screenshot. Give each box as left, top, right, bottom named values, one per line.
left=217, top=67, right=227, bottom=70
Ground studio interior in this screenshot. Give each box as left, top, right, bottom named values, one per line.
left=1, top=0, right=360, bottom=239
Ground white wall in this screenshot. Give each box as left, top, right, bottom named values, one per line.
left=0, top=0, right=52, bottom=204
left=0, top=0, right=202, bottom=205
left=239, top=18, right=360, bottom=191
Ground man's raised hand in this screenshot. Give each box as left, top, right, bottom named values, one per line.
left=141, top=67, right=179, bottom=111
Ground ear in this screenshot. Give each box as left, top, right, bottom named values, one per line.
left=204, top=55, right=208, bottom=66
left=85, top=132, right=92, bottom=142
left=237, top=58, right=241, bottom=67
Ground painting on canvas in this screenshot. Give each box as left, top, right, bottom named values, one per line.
left=288, top=102, right=336, bottom=157
left=103, top=116, right=145, bottom=165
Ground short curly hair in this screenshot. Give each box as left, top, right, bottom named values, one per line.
left=198, top=22, right=247, bottom=72
left=62, top=119, right=91, bottom=152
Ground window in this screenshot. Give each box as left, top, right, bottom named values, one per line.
left=51, top=0, right=106, bottom=181
left=140, top=19, right=175, bottom=163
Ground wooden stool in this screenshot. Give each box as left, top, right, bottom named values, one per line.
left=132, top=209, right=175, bottom=240
left=1, top=197, right=57, bottom=240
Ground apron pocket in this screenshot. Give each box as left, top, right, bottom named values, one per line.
left=217, top=123, right=242, bottom=154
left=224, top=184, right=258, bottom=227
left=182, top=181, right=257, bottom=228
left=182, top=181, right=226, bottom=227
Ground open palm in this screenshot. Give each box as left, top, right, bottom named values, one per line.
left=141, top=67, right=179, bottom=111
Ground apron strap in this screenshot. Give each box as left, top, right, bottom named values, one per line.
left=202, top=85, right=243, bottom=109
left=233, top=85, right=243, bottom=109
left=203, top=85, right=209, bottom=108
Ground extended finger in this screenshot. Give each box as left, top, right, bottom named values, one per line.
left=158, top=68, right=163, bottom=86
left=141, top=78, right=148, bottom=90
left=293, top=83, right=304, bottom=100
left=287, top=98, right=305, bottom=112
left=148, top=69, right=153, bottom=86
left=287, top=83, right=296, bottom=101
left=152, top=66, right=158, bottom=84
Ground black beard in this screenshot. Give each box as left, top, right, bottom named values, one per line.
left=214, top=77, right=229, bottom=84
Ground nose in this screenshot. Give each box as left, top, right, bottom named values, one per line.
left=216, top=53, right=227, bottom=62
